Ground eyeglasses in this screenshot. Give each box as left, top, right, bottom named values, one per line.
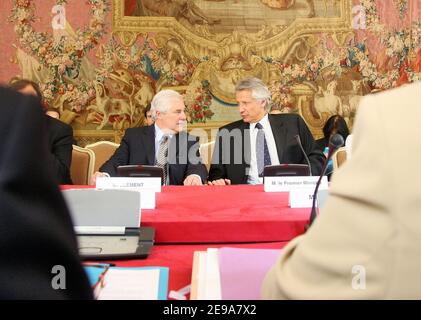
left=91, top=266, right=110, bottom=299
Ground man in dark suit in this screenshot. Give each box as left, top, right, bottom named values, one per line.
left=91, top=89, right=207, bottom=185
left=0, top=86, right=92, bottom=299
left=9, top=79, right=73, bottom=184
left=208, top=77, right=324, bottom=185
left=45, top=115, right=73, bottom=184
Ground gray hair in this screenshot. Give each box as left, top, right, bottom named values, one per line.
left=150, top=89, right=183, bottom=120
left=235, top=77, right=272, bottom=111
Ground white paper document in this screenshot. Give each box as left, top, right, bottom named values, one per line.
left=98, top=268, right=161, bottom=300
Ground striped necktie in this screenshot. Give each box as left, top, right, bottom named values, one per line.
left=255, top=122, right=271, bottom=177
left=156, top=135, right=170, bottom=185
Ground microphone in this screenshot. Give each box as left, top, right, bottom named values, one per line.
left=294, top=135, right=312, bottom=176
left=307, top=133, right=344, bottom=229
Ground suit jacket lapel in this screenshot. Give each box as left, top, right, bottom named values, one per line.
left=144, top=125, right=155, bottom=165
left=269, top=115, right=287, bottom=162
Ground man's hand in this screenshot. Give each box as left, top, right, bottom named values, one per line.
left=90, top=171, right=109, bottom=186
left=183, top=174, right=203, bottom=186
left=207, top=179, right=231, bottom=186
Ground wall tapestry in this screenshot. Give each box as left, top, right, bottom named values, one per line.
left=8, top=0, right=421, bottom=144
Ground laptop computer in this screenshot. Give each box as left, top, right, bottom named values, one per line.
left=62, top=189, right=154, bottom=260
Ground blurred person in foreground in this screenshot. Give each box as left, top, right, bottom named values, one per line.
left=262, top=82, right=421, bottom=299
left=0, top=86, right=92, bottom=299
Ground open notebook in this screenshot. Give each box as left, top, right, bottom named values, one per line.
left=85, top=266, right=169, bottom=300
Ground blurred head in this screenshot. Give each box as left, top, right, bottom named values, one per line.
left=143, top=104, right=154, bottom=126
left=46, top=108, right=60, bottom=119
left=150, top=90, right=186, bottom=133
left=9, top=78, right=42, bottom=98
left=235, top=77, right=271, bottom=123
left=323, top=115, right=350, bottom=141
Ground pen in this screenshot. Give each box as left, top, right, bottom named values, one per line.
left=83, top=263, right=116, bottom=268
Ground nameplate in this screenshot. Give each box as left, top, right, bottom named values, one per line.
left=287, top=177, right=329, bottom=208
left=96, top=177, right=159, bottom=209
left=288, top=190, right=315, bottom=208
left=264, top=176, right=328, bottom=192
left=96, top=177, right=161, bottom=192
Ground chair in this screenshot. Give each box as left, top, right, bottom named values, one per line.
left=85, top=141, right=120, bottom=173
left=199, top=141, right=215, bottom=172
left=71, top=145, right=95, bottom=185
left=332, top=146, right=347, bottom=171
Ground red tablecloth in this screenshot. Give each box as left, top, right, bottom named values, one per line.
left=62, top=185, right=309, bottom=243
left=112, top=241, right=288, bottom=297
left=61, top=185, right=298, bottom=298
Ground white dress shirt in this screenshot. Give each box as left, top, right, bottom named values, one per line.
left=247, top=114, right=280, bottom=184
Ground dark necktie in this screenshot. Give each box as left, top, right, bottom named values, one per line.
left=255, top=122, right=271, bottom=177
left=156, top=135, right=170, bottom=185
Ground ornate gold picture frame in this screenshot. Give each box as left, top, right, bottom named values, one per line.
left=110, top=0, right=354, bottom=139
